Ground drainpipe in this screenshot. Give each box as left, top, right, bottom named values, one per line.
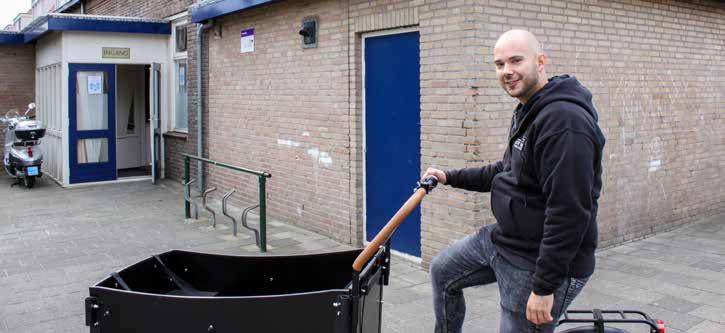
left=80, top=1, right=85, bottom=14
left=196, top=20, right=214, bottom=192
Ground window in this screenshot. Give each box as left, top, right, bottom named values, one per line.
left=176, top=26, right=187, bottom=52
left=174, top=61, right=188, bottom=131
left=168, top=12, right=189, bottom=132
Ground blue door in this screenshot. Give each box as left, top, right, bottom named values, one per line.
left=69, top=64, right=117, bottom=184
left=365, top=31, right=421, bottom=257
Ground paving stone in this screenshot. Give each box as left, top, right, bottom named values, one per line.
left=687, top=293, right=725, bottom=308
left=688, top=260, right=725, bottom=272
left=395, top=268, right=430, bottom=285
left=688, top=305, right=725, bottom=323
left=650, top=296, right=704, bottom=313
left=384, top=287, right=427, bottom=305
left=610, top=300, right=706, bottom=331
left=587, top=278, right=666, bottom=304
left=687, top=320, right=725, bottom=333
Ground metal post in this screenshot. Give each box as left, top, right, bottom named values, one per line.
left=184, top=155, right=190, bottom=219
left=259, top=175, right=267, bottom=253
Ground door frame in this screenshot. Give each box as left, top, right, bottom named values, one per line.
left=150, top=62, right=162, bottom=184
left=68, top=63, right=118, bottom=184
left=361, top=27, right=421, bottom=262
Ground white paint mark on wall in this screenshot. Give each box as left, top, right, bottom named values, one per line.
left=302, top=131, right=310, bottom=137
left=648, top=159, right=661, bottom=172
left=277, top=139, right=301, bottom=147
left=307, top=148, right=333, bottom=166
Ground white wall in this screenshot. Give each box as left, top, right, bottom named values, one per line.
left=62, top=31, right=169, bottom=65
left=36, top=32, right=62, bottom=68
left=36, top=64, right=64, bottom=183
left=34, top=32, right=65, bottom=184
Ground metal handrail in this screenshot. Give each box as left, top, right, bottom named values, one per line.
left=184, top=154, right=271, bottom=178
left=183, top=154, right=272, bottom=252
left=182, top=178, right=199, bottom=219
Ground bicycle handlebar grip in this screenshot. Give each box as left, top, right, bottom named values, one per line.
left=415, top=175, right=438, bottom=194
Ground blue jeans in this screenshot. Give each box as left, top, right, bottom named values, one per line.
left=430, top=224, right=588, bottom=333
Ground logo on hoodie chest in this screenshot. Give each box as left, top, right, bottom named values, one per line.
left=513, top=137, right=526, bottom=151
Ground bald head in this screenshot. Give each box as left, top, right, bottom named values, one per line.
left=494, top=29, right=543, bottom=56
left=492, top=29, right=548, bottom=104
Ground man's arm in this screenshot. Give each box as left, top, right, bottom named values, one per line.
left=442, top=161, right=504, bottom=192
left=532, top=129, right=596, bottom=295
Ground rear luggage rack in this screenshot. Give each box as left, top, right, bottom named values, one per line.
left=559, top=309, right=663, bottom=333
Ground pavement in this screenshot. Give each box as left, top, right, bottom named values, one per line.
left=1, top=175, right=724, bottom=332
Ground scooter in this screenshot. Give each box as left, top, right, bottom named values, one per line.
left=1, top=103, right=45, bottom=188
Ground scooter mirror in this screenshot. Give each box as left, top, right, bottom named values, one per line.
left=28, top=103, right=36, bottom=110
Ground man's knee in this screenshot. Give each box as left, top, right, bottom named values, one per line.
left=429, top=253, right=447, bottom=283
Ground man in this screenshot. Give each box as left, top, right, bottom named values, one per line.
left=423, top=30, right=606, bottom=333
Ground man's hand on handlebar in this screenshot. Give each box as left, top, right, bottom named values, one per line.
left=422, top=167, right=447, bottom=185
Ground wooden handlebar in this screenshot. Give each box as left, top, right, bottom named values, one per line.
left=352, top=188, right=428, bottom=272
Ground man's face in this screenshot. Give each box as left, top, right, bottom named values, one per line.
left=493, top=40, right=542, bottom=103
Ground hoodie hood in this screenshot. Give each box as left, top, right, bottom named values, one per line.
left=510, top=75, right=599, bottom=142
left=533, top=75, right=597, bottom=121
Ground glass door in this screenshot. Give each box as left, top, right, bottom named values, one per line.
left=69, top=63, right=117, bottom=183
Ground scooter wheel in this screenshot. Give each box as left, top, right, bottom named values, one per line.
left=24, top=176, right=36, bottom=188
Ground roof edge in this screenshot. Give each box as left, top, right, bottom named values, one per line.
left=0, top=32, right=25, bottom=45
left=17, top=14, right=171, bottom=44
left=191, top=0, right=276, bottom=23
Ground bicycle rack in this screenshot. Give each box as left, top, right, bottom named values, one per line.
left=222, top=189, right=237, bottom=236
left=241, top=204, right=261, bottom=247
left=221, top=189, right=261, bottom=246
left=183, top=154, right=271, bottom=252
left=201, top=187, right=217, bottom=227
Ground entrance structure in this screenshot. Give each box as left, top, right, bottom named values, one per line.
left=25, top=14, right=170, bottom=186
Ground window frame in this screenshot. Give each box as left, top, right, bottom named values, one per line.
left=173, top=60, right=189, bottom=132
left=168, top=13, right=189, bottom=133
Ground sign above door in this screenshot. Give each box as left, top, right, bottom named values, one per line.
left=102, top=47, right=131, bottom=59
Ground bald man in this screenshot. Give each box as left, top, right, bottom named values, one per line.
left=423, top=30, right=606, bottom=332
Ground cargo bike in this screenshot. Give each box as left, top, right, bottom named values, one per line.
left=85, top=177, right=665, bottom=332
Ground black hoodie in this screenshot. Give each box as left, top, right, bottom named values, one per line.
left=445, top=75, right=606, bottom=295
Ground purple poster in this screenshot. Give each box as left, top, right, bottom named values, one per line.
left=241, top=28, right=254, bottom=53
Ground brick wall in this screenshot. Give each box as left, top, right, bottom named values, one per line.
left=202, top=0, right=725, bottom=267
left=0, top=44, right=36, bottom=158
left=205, top=0, right=353, bottom=242
left=70, top=0, right=193, bottom=19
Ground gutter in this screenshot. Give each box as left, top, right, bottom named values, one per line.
left=197, top=19, right=214, bottom=191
